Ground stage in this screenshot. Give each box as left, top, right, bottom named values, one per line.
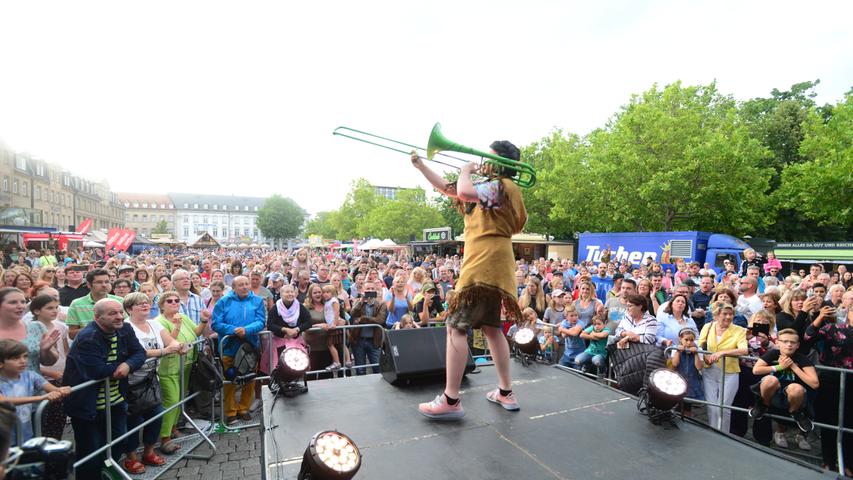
left=261, top=362, right=825, bottom=479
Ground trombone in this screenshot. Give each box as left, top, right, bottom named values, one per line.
left=332, top=123, right=536, bottom=188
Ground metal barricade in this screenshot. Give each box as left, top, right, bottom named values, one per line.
left=32, top=337, right=214, bottom=480
left=663, top=345, right=853, bottom=474
left=216, top=330, right=274, bottom=433
left=303, top=323, right=387, bottom=377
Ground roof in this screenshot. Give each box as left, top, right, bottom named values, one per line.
left=454, top=232, right=573, bottom=244
left=187, top=232, right=221, bottom=248
left=168, top=193, right=266, bottom=211
left=117, top=193, right=174, bottom=208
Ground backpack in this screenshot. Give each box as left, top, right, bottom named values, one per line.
left=190, top=345, right=224, bottom=393
left=230, top=338, right=260, bottom=385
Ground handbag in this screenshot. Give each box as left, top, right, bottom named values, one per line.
left=190, top=345, right=224, bottom=393
left=126, top=368, right=162, bottom=416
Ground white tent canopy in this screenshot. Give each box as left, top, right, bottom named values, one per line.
left=379, top=239, right=398, bottom=248
left=83, top=240, right=104, bottom=248
left=359, top=238, right=382, bottom=250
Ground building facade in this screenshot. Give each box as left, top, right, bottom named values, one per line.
left=168, top=193, right=267, bottom=245
left=0, top=143, right=122, bottom=231
left=117, top=193, right=177, bottom=238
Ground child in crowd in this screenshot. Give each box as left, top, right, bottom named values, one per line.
left=538, top=325, right=556, bottom=363
left=322, top=284, right=346, bottom=371
left=576, top=315, right=610, bottom=372
left=507, top=307, right=539, bottom=340
left=0, top=339, right=69, bottom=444
left=557, top=304, right=586, bottom=368
left=394, top=314, right=419, bottom=330
left=670, top=327, right=704, bottom=414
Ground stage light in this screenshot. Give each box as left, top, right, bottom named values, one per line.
left=298, top=430, right=361, bottom=480
left=514, top=327, right=539, bottom=356
left=646, top=368, right=687, bottom=412
left=276, top=347, right=310, bottom=382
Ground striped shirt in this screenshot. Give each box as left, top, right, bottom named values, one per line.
left=96, top=333, right=124, bottom=409
left=615, top=313, right=659, bottom=345
left=179, top=292, right=205, bottom=326
left=66, top=293, right=125, bottom=329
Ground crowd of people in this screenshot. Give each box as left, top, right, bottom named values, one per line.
left=0, top=244, right=850, bottom=475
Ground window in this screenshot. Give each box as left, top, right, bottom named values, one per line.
left=202, top=216, right=208, bottom=224
left=142, top=203, right=148, bottom=208
left=244, top=228, right=249, bottom=236
left=193, top=203, right=198, bottom=209
left=151, top=203, right=156, bottom=209
left=254, top=206, right=258, bottom=211
left=244, top=206, right=249, bottom=211
left=2, top=177, right=7, bottom=192
left=160, top=215, right=164, bottom=221
left=212, top=226, right=218, bottom=237
left=123, top=202, right=129, bottom=208
left=234, top=228, right=239, bottom=237
left=213, top=204, right=218, bottom=210
left=183, top=216, right=188, bottom=224
left=184, top=203, right=189, bottom=208
left=133, top=214, right=139, bottom=221
left=222, top=204, right=227, bottom=210
left=36, top=164, right=44, bottom=176
left=22, top=182, right=28, bottom=197
left=183, top=226, right=189, bottom=237
left=142, top=214, right=148, bottom=222
left=203, top=204, right=208, bottom=209
left=14, top=156, right=25, bottom=170
left=12, top=180, right=18, bottom=194
left=35, top=186, right=40, bottom=200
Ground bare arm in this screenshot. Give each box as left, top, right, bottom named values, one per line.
left=792, top=365, right=820, bottom=390
left=412, top=153, right=457, bottom=197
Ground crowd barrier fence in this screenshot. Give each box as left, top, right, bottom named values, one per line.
left=662, top=345, right=852, bottom=474
left=29, top=337, right=214, bottom=480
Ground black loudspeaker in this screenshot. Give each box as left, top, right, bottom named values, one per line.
left=380, top=327, right=476, bottom=385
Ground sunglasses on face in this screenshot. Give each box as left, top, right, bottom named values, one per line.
left=164, top=298, right=181, bottom=304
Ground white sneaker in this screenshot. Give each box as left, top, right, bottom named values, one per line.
left=774, top=432, right=789, bottom=448
left=250, top=398, right=262, bottom=412
left=795, top=433, right=811, bottom=450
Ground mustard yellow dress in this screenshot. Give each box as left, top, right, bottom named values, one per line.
left=447, top=178, right=527, bottom=331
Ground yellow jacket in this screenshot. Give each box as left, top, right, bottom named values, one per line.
left=698, top=322, right=748, bottom=374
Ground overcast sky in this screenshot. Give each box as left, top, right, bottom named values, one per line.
left=1, top=0, right=851, bottom=214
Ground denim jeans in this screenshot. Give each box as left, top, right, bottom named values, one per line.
left=125, top=403, right=164, bottom=453
left=352, top=338, right=381, bottom=375
left=71, top=403, right=127, bottom=479
left=574, top=351, right=605, bottom=367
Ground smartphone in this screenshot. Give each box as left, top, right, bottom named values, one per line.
left=750, top=323, right=770, bottom=336
left=364, top=291, right=377, bottom=299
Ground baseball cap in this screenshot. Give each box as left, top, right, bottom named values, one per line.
left=422, top=282, right=437, bottom=292
left=551, top=289, right=566, bottom=297
left=118, top=265, right=134, bottom=272
left=269, top=272, right=284, bottom=282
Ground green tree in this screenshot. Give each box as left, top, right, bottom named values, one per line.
left=434, top=171, right=464, bottom=238
left=524, top=130, right=585, bottom=239
left=358, top=188, right=444, bottom=243
left=542, top=82, right=773, bottom=235
left=303, top=211, right=339, bottom=239
left=779, top=93, right=853, bottom=229
left=256, top=195, right=307, bottom=242
left=330, top=179, right=386, bottom=240
left=152, top=220, right=169, bottom=235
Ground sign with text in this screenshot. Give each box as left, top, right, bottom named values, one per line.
left=423, top=227, right=452, bottom=242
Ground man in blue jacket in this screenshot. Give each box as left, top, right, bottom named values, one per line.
left=63, top=298, right=146, bottom=479
left=212, top=276, right=266, bottom=425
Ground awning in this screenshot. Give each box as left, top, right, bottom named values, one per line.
left=775, top=248, right=853, bottom=262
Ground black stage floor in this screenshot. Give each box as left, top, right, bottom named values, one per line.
left=261, top=363, right=826, bottom=479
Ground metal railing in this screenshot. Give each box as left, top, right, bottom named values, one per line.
left=216, top=330, right=275, bottom=432
left=31, top=337, right=214, bottom=480
left=303, top=323, right=388, bottom=377
left=663, top=345, right=852, bottom=474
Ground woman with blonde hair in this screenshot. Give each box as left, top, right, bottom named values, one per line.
left=408, top=267, right=428, bottom=295
left=519, top=276, right=546, bottom=320
left=698, top=301, right=748, bottom=433
left=37, top=267, right=57, bottom=288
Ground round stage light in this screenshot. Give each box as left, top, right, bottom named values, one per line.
left=298, top=430, right=361, bottom=479
left=647, top=368, right=687, bottom=411
left=276, top=347, right=310, bottom=382
left=514, top=327, right=539, bottom=356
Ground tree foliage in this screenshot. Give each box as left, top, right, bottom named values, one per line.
left=152, top=220, right=169, bottom=235
left=537, top=82, right=773, bottom=236
left=306, top=180, right=445, bottom=243
left=256, top=195, right=307, bottom=240
left=779, top=93, right=853, bottom=227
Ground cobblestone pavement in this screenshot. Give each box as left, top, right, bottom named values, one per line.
left=155, top=427, right=264, bottom=480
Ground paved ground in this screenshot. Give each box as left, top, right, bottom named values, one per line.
left=156, top=426, right=264, bottom=480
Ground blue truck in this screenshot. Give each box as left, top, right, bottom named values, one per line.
left=577, top=231, right=752, bottom=271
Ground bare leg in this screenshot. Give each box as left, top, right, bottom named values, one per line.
left=444, top=326, right=469, bottom=398
left=482, top=326, right=511, bottom=391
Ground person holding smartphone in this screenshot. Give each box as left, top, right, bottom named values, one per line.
left=730, top=311, right=776, bottom=442
left=349, top=283, right=388, bottom=375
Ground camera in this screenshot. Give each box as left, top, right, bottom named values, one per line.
left=4, top=437, right=74, bottom=480
left=363, top=291, right=377, bottom=299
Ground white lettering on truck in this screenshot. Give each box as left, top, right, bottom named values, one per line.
left=584, top=245, right=657, bottom=265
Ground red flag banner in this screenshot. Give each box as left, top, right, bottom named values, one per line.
left=105, top=228, right=122, bottom=250
left=76, top=218, right=93, bottom=235
left=116, top=229, right=137, bottom=251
